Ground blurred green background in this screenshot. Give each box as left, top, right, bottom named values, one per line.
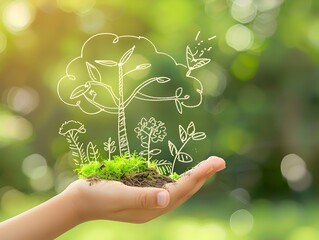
left=1, top=0, right=319, bottom=239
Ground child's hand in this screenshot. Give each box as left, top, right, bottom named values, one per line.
left=64, top=156, right=226, bottom=224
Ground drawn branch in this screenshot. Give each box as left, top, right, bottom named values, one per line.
left=168, top=122, right=206, bottom=174
left=104, top=137, right=117, bottom=160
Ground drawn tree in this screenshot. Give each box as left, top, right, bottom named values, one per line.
left=57, top=33, right=212, bottom=157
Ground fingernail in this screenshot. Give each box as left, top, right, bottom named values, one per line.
left=157, top=191, right=169, bottom=207
left=206, top=156, right=226, bottom=175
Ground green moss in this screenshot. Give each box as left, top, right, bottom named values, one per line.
left=170, top=172, right=181, bottom=181
left=75, top=153, right=160, bottom=181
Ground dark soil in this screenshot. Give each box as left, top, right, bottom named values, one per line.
left=87, top=170, right=175, bottom=188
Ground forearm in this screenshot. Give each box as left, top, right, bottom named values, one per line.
left=0, top=191, right=81, bottom=240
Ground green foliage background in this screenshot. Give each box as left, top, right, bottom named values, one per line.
left=1, top=0, right=319, bottom=239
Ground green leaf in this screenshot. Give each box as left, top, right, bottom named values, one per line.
left=168, top=141, right=177, bottom=156
left=119, top=45, right=135, bottom=65
left=95, top=60, right=118, bottom=67
left=177, top=152, right=193, bottom=163
left=192, top=132, right=206, bottom=141
left=86, top=62, right=101, bottom=82
left=179, top=125, right=188, bottom=143
left=70, top=84, right=90, bottom=99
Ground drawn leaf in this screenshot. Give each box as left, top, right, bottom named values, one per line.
left=187, top=122, right=196, bottom=136
left=120, top=45, right=135, bottom=65
left=156, top=77, right=171, bottom=83
left=168, top=141, right=177, bottom=156
left=186, top=45, right=194, bottom=69
left=179, top=125, right=188, bottom=143
left=86, top=141, right=100, bottom=162
left=150, top=149, right=161, bottom=156
left=86, top=62, right=101, bottom=82
left=141, top=142, right=148, bottom=149
left=66, top=132, right=87, bottom=164
left=136, top=63, right=151, bottom=70
left=192, top=132, right=206, bottom=141
left=110, top=146, right=116, bottom=153
left=177, top=152, right=193, bottom=163
left=175, top=100, right=183, bottom=114
left=192, top=58, right=210, bottom=70
left=140, top=150, right=148, bottom=156
left=95, top=60, right=117, bottom=67
left=70, top=84, right=90, bottom=99
left=175, top=87, right=183, bottom=97
left=154, top=160, right=173, bottom=175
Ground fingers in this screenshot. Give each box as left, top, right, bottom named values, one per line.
left=164, top=156, right=226, bottom=210
left=101, top=183, right=170, bottom=209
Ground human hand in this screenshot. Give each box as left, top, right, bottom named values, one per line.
left=64, top=156, right=226, bottom=224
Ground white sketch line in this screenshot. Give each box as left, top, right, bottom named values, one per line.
left=58, top=32, right=213, bottom=162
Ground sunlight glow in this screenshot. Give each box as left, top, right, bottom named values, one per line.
left=2, top=1, right=35, bottom=32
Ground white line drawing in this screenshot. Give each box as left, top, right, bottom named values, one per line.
left=134, top=117, right=167, bottom=167
left=58, top=32, right=214, bottom=174
left=59, top=120, right=100, bottom=165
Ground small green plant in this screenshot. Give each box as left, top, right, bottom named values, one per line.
left=76, top=153, right=156, bottom=180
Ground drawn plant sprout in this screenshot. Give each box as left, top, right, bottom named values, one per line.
left=58, top=32, right=215, bottom=176
left=59, top=120, right=100, bottom=165
left=134, top=117, right=167, bottom=167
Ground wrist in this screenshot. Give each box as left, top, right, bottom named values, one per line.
left=62, top=182, right=88, bottom=225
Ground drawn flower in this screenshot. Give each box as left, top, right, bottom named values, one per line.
left=59, top=120, right=86, bottom=136
left=134, top=117, right=167, bottom=143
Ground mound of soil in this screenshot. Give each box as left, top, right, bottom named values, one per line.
left=87, top=170, right=175, bottom=188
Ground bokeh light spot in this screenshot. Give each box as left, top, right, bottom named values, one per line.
left=2, top=1, right=35, bottom=32
left=226, top=24, right=254, bottom=51
left=255, top=0, right=283, bottom=12
left=57, top=0, right=96, bottom=15
left=231, top=0, right=257, bottom=24
left=229, top=209, right=254, bottom=236
left=0, top=112, right=33, bottom=143
left=78, top=9, right=106, bottom=34
left=6, top=86, right=39, bottom=115
left=281, top=154, right=312, bottom=192
left=22, top=153, right=47, bottom=179
left=307, top=20, right=319, bottom=48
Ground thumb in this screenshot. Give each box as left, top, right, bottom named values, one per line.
left=128, top=187, right=170, bottom=209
